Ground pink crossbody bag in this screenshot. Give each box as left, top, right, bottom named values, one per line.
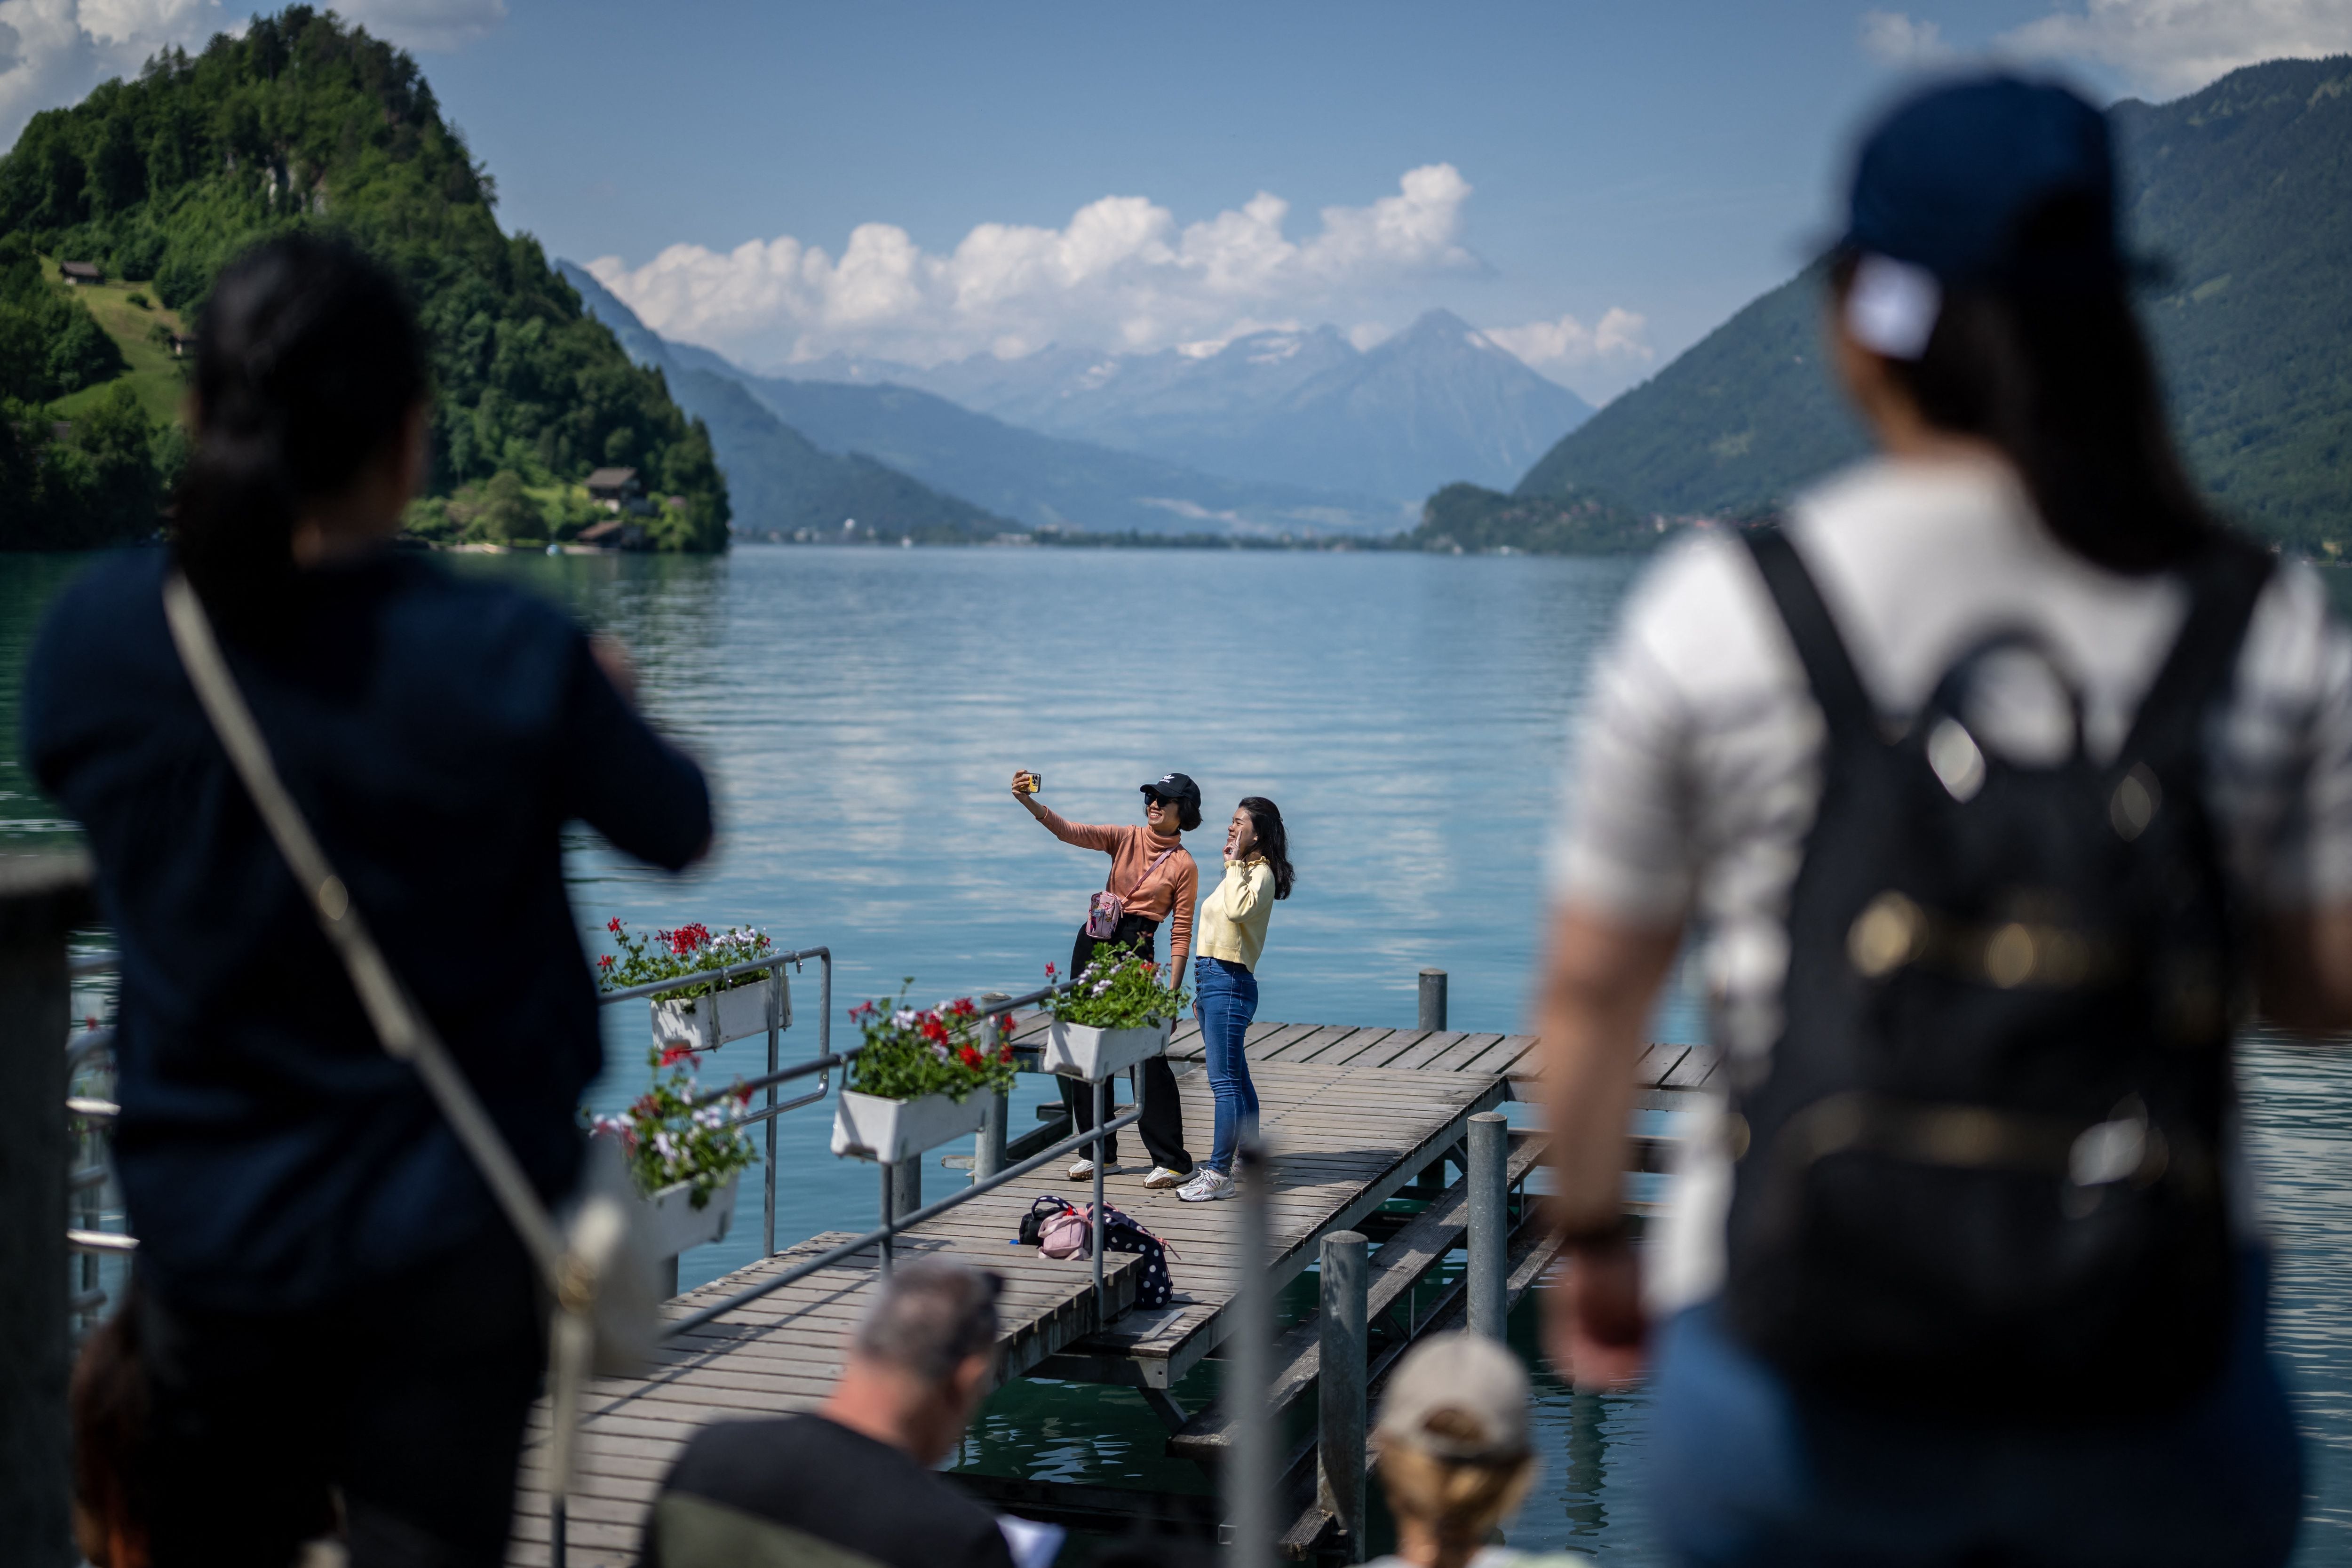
left=1085, top=844, right=1176, bottom=941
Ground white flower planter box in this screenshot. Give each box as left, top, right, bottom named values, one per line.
left=830, top=1089, right=991, bottom=1165
left=641, top=1169, right=739, bottom=1259
left=1041, top=1018, right=1172, bottom=1082
left=651, top=975, right=789, bottom=1053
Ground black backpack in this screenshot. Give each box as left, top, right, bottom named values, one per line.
left=1723, top=525, right=2273, bottom=1423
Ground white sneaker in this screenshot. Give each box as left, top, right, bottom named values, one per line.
left=1069, top=1157, right=1113, bottom=1181
left=1142, top=1165, right=1186, bottom=1190
left=1177, top=1168, right=1235, bottom=1202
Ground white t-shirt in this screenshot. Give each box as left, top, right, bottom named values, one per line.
left=1549, top=454, right=2352, bottom=1314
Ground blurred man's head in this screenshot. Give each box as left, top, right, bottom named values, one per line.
left=823, top=1260, right=1004, bottom=1466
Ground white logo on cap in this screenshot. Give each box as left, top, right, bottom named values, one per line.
left=1160, top=774, right=1176, bottom=785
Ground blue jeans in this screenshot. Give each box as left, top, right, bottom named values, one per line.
left=1648, top=1250, right=2303, bottom=1568
left=1194, top=956, right=1260, bottom=1174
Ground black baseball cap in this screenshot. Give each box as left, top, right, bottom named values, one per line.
left=1141, top=772, right=1200, bottom=807
left=1839, top=74, right=2120, bottom=290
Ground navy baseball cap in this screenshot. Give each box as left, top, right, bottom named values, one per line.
left=1840, top=74, right=2121, bottom=290
left=1141, top=772, right=1200, bottom=807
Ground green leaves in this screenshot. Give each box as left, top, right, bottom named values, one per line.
left=0, top=9, right=732, bottom=552
left=846, top=984, right=1019, bottom=1104
left=585, top=1045, right=759, bottom=1206
left=1049, top=945, right=1189, bottom=1031
left=597, top=919, right=775, bottom=1004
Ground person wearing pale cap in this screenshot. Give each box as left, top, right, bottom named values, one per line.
left=1536, top=64, right=2333, bottom=1568
left=1365, top=1333, right=1591, bottom=1568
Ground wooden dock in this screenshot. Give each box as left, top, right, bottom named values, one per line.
left=509, top=1025, right=1714, bottom=1565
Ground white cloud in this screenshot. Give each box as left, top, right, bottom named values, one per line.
left=1859, top=10, right=1954, bottom=64
left=1996, top=0, right=2352, bottom=97
left=1480, top=307, right=1654, bottom=371
left=0, top=0, right=503, bottom=149
left=588, top=165, right=1482, bottom=369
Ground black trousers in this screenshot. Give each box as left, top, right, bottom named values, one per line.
left=1060, top=916, right=1192, bottom=1172
left=139, top=1225, right=543, bottom=1568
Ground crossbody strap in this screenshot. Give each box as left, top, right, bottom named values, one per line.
left=1123, top=846, right=1177, bottom=899
left=160, top=572, right=569, bottom=1287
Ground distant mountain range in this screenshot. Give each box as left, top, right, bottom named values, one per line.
left=781, top=309, right=1593, bottom=502
left=559, top=263, right=1408, bottom=537
left=1516, top=56, right=2352, bottom=548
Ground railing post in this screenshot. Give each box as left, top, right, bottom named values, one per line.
left=1091, top=1076, right=1108, bottom=1315
left=878, top=1161, right=895, bottom=1279
left=1227, top=1136, right=1276, bottom=1568
left=0, top=856, right=92, bottom=1568
left=1467, top=1111, right=1508, bottom=1341
left=764, top=959, right=782, bottom=1258
left=1417, top=967, right=1448, bottom=1031
left=1318, top=1230, right=1368, bottom=1559
left=891, top=1153, right=922, bottom=1224
left=976, top=994, right=1010, bottom=1183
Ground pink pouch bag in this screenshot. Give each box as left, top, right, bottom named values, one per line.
left=1038, top=1205, right=1093, bottom=1260
left=1086, top=847, right=1176, bottom=941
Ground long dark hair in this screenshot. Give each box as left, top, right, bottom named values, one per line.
left=1830, top=195, right=2212, bottom=575
left=174, top=234, right=429, bottom=631
left=1238, top=796, right=1295, bottom=900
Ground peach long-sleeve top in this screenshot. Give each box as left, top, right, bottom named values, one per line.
left=1032, top=803, right=1198, bottom=967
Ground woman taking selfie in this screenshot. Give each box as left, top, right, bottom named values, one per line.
left=1179, top=796, right=1294, bottom=1203
left=25, top=235, right=712, bottom=1567
left=1012, top=769, right=1199, bottom=1186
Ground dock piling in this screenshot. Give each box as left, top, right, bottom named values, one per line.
left=1467, top=1111, right=1508, bottom=1341
left=1417, top=967, right=1448, bottom=1031
left=1227, top=1135, right=1278, bottom=1568
left=1317, top=1229, right=1369, bottom=1560
left=1091, top=1077, right=1108, bottom=1313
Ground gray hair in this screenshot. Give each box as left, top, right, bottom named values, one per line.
left=854, top=1260, right=1004, bottom=1383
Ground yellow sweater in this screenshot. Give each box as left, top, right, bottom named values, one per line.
left=1194, top=856, right=1277, bottom=970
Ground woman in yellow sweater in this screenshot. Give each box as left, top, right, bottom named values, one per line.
left=1178, top=796, right=1294, bottom=1202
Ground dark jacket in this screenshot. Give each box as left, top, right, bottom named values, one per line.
left=24, top=548, right=711, bottom=1312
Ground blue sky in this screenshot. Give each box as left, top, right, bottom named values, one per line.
left=5, top=0, right=2348, bottom=399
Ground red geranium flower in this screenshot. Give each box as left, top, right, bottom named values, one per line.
left=660, top=1043, right=697, bottom=1067
left=607, top=917, right=622, bottom=934
left=597, top=954, right=615, bottom=970
left=998, top=1043, right=1015, bottom=1063
left=958, top=1046, right=981, bottom=1068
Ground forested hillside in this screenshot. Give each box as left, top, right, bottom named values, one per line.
left=1517, top=56, right=2352, bottom=547
left=0, top=8, right=728, bottom=550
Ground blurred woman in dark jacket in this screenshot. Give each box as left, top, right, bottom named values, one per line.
left=25, top=235, right=712, bottom=1567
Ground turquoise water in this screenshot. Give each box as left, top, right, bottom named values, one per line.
left=7, top=543, right=2349, bottom=1563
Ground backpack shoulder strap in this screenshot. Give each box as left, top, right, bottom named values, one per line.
left=2115, top=534, right=2276, bottom=774
left=1741, top=524, right=1878, bottom=742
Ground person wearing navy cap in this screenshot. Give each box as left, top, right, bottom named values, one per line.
left=1534, top=74, right=2336, bottom=1566
left=1011, top=768, right=1199, bottom=1186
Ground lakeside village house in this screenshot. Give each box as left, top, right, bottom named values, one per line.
left=60, top=261, right=102, bottom=286
left=577, top=467, right=687, bottom=549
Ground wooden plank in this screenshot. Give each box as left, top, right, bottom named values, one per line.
left=1418, top=1033, right=1508, bottom=1074
left=1377, top=1030, right=1477, bottom=1072
left=1660, top=1045, right=1719, bottom=1090
left=1249, top=1023, right=1331, bottom=1061
left=1306, top=1026, right=1398, bottom=1067
left=1460, top=1033, right=1538, bottom=1077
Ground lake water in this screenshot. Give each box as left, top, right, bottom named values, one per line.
left=6, top=542, right=2349, bottom=1564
